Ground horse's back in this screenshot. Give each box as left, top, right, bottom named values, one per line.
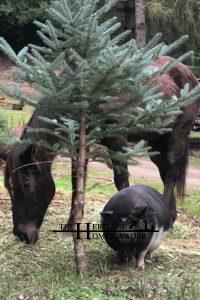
left=154, top=56, right=199, bottom=120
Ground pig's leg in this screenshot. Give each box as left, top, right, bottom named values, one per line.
left=136, top=247, right=155, bottom=268
left=117, top=252, right=128, bottom=263
left=145, top=252, right=153, bottom=262
left=136, top=235, right=157, bottom=268
left=146, top=252, right=153, bottom=259
left=117, top=252, right=136, bottom=264
left=136, top=250, right=148, bottom=269
left=145, top=227, right=168, bottom=264
left=136, top=229, right=164, bottom=268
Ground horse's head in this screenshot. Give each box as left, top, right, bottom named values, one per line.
left=5, top=144, right=55, bottom=244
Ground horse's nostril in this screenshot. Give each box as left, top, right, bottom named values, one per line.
left=13, top=227, right=29, bottom=243
left=28, top=231, right=39, bottom=244
left=13, top=225, right=39, bottom=244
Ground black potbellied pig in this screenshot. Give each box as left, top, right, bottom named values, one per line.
left=101, top=185, right=171, bottom=268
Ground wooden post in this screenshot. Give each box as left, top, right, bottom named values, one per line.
left=73, top=116, right=86, bottom=274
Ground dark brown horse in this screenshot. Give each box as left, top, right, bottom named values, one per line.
left=3, top=56, right=200, bottom=244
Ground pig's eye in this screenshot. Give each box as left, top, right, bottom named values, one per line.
left=129, top=220, right=138, bottom=228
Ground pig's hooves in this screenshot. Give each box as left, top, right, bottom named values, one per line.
left=145, top=253, right=153, bottom=263
left=146, top=253, right=153, bottom=259
left=137, top=260, right=145, bottom=269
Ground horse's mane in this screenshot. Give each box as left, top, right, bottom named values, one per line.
left=5, top=105, right=59, bottom=180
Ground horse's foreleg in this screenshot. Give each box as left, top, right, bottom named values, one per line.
left=111, top=158, right=129, bottom=191
left=102, top=137, right=129, bottom=191
left=67, top=158, right=88, bottom=225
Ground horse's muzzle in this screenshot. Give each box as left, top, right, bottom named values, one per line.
left=13, top=223, right=39, bottom=244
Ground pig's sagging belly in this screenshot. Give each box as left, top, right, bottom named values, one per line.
left=147, top=226, right=167, bottom=253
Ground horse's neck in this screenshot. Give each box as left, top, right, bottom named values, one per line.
left=20, top=107, right=59, bottom=162
left=21, top=107, right=59, bottom=141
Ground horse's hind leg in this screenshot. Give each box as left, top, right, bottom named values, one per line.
left=149, top=140, right=177, bottom=223
left=149, top=133, right=188, bottom=224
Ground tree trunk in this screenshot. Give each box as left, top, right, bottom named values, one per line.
left=135, top=0, right=146, bottom=48
left=73, top=116, right=86, bottom=274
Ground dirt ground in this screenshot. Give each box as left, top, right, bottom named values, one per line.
left=88, top=157, right=200, bottom=189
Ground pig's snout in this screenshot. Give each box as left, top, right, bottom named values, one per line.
left=117, top=232, right=134, bottom=243
left=115, top=224, right=136, bottom=243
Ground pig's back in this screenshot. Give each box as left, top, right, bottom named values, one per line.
left=105, top=185, right=171, bottom=230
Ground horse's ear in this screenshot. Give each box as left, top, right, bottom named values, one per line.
left=20, top=144, right=36, bottom=165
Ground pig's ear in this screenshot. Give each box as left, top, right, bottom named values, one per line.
left=101, top=210, right=114, bottom=216
left=134, top=206, right=148, bottom=217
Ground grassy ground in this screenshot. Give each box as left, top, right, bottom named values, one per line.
left=0, top=163, right=199, bottom=300
left=189, top=131, right=200, bottom=139
left=0, top=100, right=33, bottom=129
left=0, top=95, right=199, bottom=299
left=189, top=155, right=200, bottom=168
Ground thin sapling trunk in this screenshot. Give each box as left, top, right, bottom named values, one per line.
left=73, top=116, right=86, bottom=274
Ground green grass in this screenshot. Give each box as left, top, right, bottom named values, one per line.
left=184, top=189, right=200, bottom=218
left=53, top=164, right=200, bottom=219
left=189, top=156, right=200, bottom=168
left=0, top=163, right=200, bottom=299
left=0, top=98, right=199, bottom=299
left=189, top=131, right=200, bottom=139
left=0, top=101, right=33, bottom=145
left=0, top=102, right=33, bottom=128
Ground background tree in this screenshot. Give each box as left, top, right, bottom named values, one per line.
left=107, top=0, right=200, bottom=76
left=0, top=0, right=199, bottom=56
left=135, top=0, right=146, bottom=48
left=0, top=0, right=50, bottom=51
left=0, top=0, right=200, bottom=274
left=145, top=0, right=200, bottom=54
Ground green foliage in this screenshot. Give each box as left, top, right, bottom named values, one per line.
left=0, top=0, right=51, bottom=25
left=191, top=53, right=200, bottom=67
left=145, top=0, right=200, bottom=53
left=0, top=0, right=200, bottom=164
left=0, top=0, right=51, bottom=51
left=0, top=109, right=7, bottom=134
left=188, top=66, right=200, bottom=78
